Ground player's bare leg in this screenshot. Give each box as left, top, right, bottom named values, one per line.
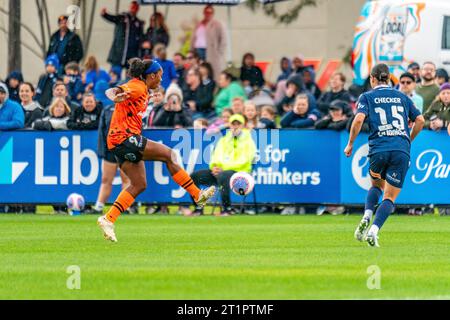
left=365, top=182, right=401, bottom=247
left=142, top=139, right=215, bottom=207
left=355, top=178, right=385, bottom=241
left=98, top=161, right=147, bottom=242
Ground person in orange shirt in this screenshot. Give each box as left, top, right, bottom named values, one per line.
left=97, top=58, right=215, bottom=242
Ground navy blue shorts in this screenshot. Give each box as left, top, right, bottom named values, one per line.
left=369, top=151, right=410, bottom=188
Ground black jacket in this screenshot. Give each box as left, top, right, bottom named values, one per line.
left=143, top=27, right=169, bottom=49
left=35, top=73, right=60, bottom=108
left=151, top=105, right=193, bottom=128
left=97, top=105, right=115, bottom=158
left=317, top=90, right=352, bottom=115
left=47, top=30, right=84, bottom=67
left=315, top=116, right=348, bottom=131
left=182, top=83, right=214, bottom=113
left=67, top=104, right=102, bottom=130
left=22, top=102, right=44, bottom=129
left=102, top=12, right=144, bottom=66
left=240, top=66, right=265, bottom=88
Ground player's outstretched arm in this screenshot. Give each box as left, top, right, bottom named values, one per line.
left=344, top=113, right=366, bottom=157
left=410, top=115, right=425, bottom=142
left=105, top=87, right=129, bottom=103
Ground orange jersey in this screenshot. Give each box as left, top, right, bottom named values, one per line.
left=107, top=79, right=149, bottom=150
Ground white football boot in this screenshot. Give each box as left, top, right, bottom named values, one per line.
left=97, top=215, right=118, bottom=243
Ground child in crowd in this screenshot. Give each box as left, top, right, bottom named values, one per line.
left=244, top=101, right=259, bottom=129
left=258, top=105, right=277, bottom=129
left=64, top=62, right=84, bottom=103
left=206, top=108, right=233, bottom=134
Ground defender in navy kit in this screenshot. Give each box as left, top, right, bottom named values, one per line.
left=344, top=64, right=425, bottom=247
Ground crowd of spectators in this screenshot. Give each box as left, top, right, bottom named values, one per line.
left=2, top=2, right=450, bottom=135
left=1, top=1, right=449, bottom=216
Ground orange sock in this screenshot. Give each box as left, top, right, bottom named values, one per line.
left=105, top=190, right=135, bottom=223
left=172, top=169, right=200, bottom=201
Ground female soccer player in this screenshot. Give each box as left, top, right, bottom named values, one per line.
left=344, top=63, right=424, bottom=247
left=97, top=58, right=215, bottom=242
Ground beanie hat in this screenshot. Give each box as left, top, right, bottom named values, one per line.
left=45, top=54, right=60, bottom=71
left=164, top=83, right=183, bottom=103
left=439, top=82, right=450, bottom=92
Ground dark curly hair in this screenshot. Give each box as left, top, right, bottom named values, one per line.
left=128, top=58, right=153, bottom=79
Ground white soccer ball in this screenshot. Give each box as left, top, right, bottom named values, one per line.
left=230, top=172, right=255, bottom=196
left=66, top=193, right=85, bottom=213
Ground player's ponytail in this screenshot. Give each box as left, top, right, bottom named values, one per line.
left=128, top=58, right=160, bottom=80
left=371, top=63, right=390, bottom=84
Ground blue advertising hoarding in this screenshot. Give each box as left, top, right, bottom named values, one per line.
left=0, top=129, right=448, bottom=205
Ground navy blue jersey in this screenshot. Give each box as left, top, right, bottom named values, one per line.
left=356, top=85, right=421, bottom=156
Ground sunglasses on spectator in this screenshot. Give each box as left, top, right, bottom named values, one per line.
left=400, top=80, right=413, bottom=85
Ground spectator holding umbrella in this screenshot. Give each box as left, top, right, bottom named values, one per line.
left=101, top=1, right=144, bottom=71
left=47, top=15, right=84, bottom=73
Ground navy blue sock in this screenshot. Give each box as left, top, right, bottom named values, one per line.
left=372, top=199, right=395, bottom=230
left=365, top=187, right=383, bottom=216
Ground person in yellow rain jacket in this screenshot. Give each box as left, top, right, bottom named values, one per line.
left=184, top=114, right=256, bottom=216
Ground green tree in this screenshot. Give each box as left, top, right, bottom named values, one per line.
left=245, top=0, right=318, bottom=24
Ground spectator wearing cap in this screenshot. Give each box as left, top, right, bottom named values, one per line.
left=185, top=113, right=256, bottom=216
left=276, top=74, right=317, bottom=116
left=280, top=93, right=321, bottom=129
left=317, top=72, right=351, bottom=116
left=417, top=62, right=440, bottom=113
left=314, top=100, right=349, bottom=131
left=423, top=83, right=450, bottom=131
left=398, top=72, right=424, bottom=113
left=182, top=67, right=215, bottom=119
left=153, top=44, right=178, bottom=90
left=32, top=97, right=70, bottom=131
left=35, top=54, right=61, bottom=108
left=5, top=71, right=24, bottom=103
left=67, top=93, right=103, bottom=130
left=47, top=15, right=84, bottom=73
left=191, top=5, right=227, bottom=82
left=407, top=62, right=421, bottom=83
left=101, top=1, right=144, bottom=70
left=151, top=83, right=192, bottom=128
left=213, top=71, right=246, bottom=116
left=436, top=68, right=449, bottom=86
left=0, top=82, right=24, bottom=130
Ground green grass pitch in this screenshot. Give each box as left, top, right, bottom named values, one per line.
left=0, top=214, right=449, bottom=299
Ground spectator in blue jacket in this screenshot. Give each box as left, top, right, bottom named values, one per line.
left=280, top=94, right=321, bottom=129
left=153, top=44, right=178, bottom=90
left=84, top=55, right=111, bottom=92
left=0, top=82, right=25, bottom=130
left=35, top=54, right=61, bottom=108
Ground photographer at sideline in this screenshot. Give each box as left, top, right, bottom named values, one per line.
left=151, top=84, right=193, bottom=128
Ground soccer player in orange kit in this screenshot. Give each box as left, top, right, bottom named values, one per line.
left=97, top=58, right=215, bottom=242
